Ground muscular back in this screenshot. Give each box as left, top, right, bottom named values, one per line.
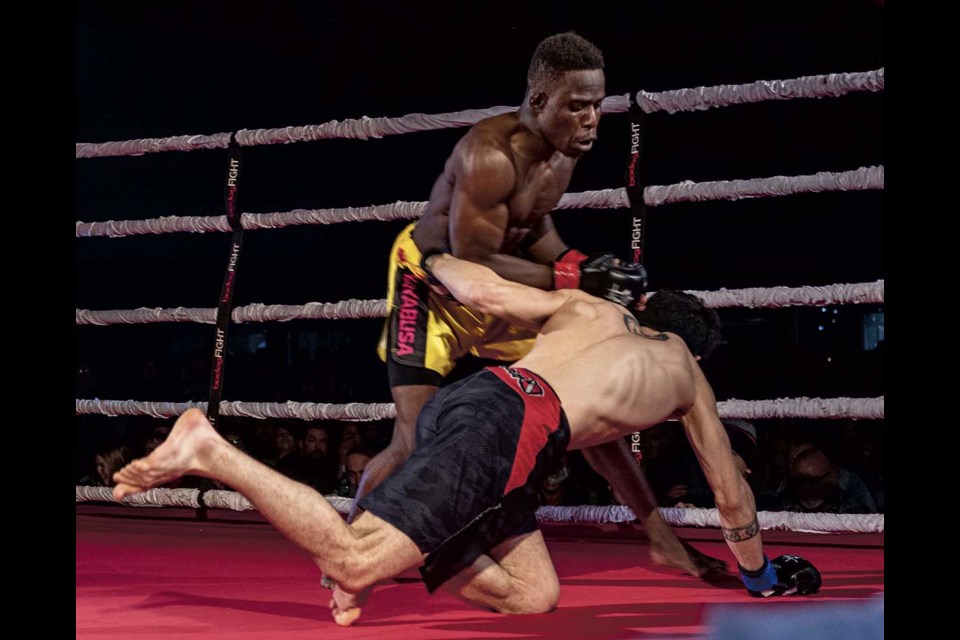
left=514, top=295, right=698, bottom=450
left=412, top=112, right=576, bottom=259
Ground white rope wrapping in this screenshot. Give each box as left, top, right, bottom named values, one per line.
left=233, top=300, right=388, bottom=322
left=76, top=307, right=214, bottom=325
left=76, top=299, right=388, bottom=326
left=75, top=399, right=398, bottom=421
left=202, top=490, right=256, bottom=511
left=75, top=485, right=200, bottom=508
left=716, top=397, right=884, bottom=420
left=75, top=133, right=233, bottom=159
left=76, top=396, right=883, bottom=421
left=536, top=504, right=884, bottom=534
left=642, top=165, right=883, bottom=206
left=75, top=69, right=882, bottom=158
left=634, top=68, right=883, bottom=114
left=76, top=280, right=883, bottom=326
left=688, top=280, right=884, bottom=309
left=75, top=487, right=882, bottom=533
left=76, top=166, right=882, bottom=238
left=235, top=106, right=519, bottom=146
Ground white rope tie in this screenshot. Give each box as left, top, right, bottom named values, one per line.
left=75, top=396, right=883, bottom=421
left=76, top=68, right=882, bottom=158
left=76, top=166, right=882, bottom=238
left=75, top=486, right=883, bottom=534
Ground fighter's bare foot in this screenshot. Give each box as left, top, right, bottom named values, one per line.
left=645, top=512, right=730, bottom=581
left=651, top=538, right=730, bottom=581
left=329, top=584, right=372, bottom=627
left=112, top=409, right=220, bottom=501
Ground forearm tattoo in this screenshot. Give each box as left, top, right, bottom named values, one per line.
left=623, top=314, right=668, bottom=340
left=721, top=516, right=760, bottom=542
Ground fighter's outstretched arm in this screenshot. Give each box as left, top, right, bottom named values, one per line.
left=679, top=354, right=824, bottom=597
left=425, top=252, right=590, bottom=330
left=678, top=354, right=765, bottom=571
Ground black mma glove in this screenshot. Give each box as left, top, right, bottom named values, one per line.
left=738, top=554, right=822, bottom=597
left=553, top=250, right=649, bottom=308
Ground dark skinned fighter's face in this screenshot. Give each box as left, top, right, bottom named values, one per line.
left=531, top=69, right=606, bottom=157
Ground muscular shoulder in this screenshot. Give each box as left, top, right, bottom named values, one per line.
left=454, top=123, right=516, bottom=171
left=449, top=133, right=517, bottom=206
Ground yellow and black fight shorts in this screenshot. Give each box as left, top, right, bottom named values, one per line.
left=376, top=223, right=537, bottom=387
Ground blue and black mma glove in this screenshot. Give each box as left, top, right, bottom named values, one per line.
left=738, top=554, right=822, bottom=597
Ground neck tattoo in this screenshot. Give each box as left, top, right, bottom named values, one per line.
left=623, top=314, right=668, bottom=341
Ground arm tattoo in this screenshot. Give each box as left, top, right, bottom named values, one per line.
left=721, top=516, right=760, bottom=542
left=622, top=314, right=668, bottom=340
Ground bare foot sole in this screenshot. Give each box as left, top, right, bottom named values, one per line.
left=111, top=409, right=217, bottom=500
left=651, top=539, right=730, bottom=581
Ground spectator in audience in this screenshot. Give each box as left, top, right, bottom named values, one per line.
left=87, top=444, right=133, bottom=487
left=275, top=423, right=323, bottom=487
left=302, top=425, right=331, bottom=459
left=777, top=443, right=877, bottom=513
left=274, top=424, right=298, bottom=464
left=297, top=424, right=339, bottom=494
left=338, top=447, right=375, bottom=498
left=337, top=422, right=364, bottom=473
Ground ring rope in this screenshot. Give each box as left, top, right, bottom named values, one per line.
left=75, top=68, right=883, bottom=159
left=77, top=399, right=398, bottom=421
left=74, top=486, right=883, bottom=534
left=75, top=280, right=884, bottom=326
left=76, top=166, right=883, bottom=238
left=75, top=396, right=884, bottom=421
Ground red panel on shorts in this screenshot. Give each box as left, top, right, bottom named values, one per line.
left=489, top=366, right=562, bottom=495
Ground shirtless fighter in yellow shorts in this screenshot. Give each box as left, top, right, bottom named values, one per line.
left=361, top=32, right=725, bottom=579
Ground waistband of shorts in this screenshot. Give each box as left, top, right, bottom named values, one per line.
left=485, top=365, right=561, bottom=406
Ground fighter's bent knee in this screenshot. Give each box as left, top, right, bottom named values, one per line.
left=524, top=580, right=560, bottom=614
left=496, top=578, right=559, bottom=615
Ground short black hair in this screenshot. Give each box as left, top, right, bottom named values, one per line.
left=527, top=32, right=604, bottom=92
left=632, top=290, right=722, bottom=362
